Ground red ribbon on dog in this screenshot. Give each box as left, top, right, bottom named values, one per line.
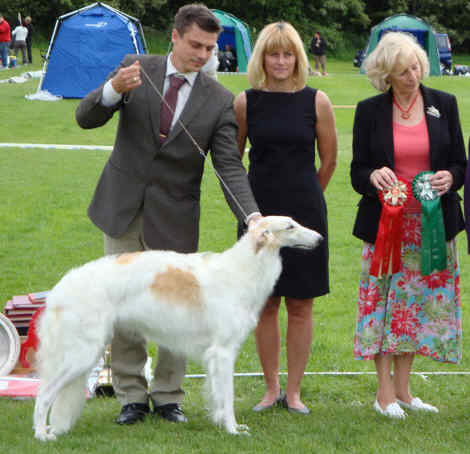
left=370, top=178, right=411, bottom=277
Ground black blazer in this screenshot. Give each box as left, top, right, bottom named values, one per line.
left=351, top=85, right=467, bottom=243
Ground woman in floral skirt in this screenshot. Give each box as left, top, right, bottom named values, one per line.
left=351, top=32, right=466, bottom=418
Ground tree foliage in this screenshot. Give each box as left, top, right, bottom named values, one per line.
left=2, top=0, right=470, bottom=53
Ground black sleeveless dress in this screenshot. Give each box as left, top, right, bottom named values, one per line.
left=244, top=87, right=329, bottom=299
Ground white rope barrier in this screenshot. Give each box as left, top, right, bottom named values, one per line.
left=3, top=371, right=468, bottom=382
left=185, top=371, right=470, bottom=379
left=0, top=143, right=112, bottom=151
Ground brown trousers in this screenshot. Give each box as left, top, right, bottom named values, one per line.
left=104, top=214, right=186, bottom=406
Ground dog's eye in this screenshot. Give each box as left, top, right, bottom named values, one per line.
left=286, top=224, right=295, bottom=230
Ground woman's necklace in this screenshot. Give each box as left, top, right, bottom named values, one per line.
left=393, top=93, right=419, bottom=119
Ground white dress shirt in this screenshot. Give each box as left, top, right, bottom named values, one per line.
left=101, top=54, right=197, bottom=131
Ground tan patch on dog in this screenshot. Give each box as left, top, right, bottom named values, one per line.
left=116, top=252, right=142, bottom=265
left=252, top=221, right=275, bottom=254
left=150, top=266, right=202, bottom=307
left=254, top=234, right=266, bottom=254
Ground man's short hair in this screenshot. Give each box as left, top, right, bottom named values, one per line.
left=174, top=3, right=222, bottom=36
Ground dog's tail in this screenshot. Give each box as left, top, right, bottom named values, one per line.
left=34, top=288, right=104, bottom=437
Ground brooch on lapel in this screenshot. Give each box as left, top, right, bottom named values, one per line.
left=426, top=105, right=441, bottom=118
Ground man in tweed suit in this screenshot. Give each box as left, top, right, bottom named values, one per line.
left=76, top=3, right=260, bottom=425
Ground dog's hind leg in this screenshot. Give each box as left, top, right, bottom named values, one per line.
left=204, top=346, right=249, bottom=435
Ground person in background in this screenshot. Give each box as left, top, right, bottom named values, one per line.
left=218, top=43, right=236, bottom=72
left=11, top=21, right=28, bottom=65
left=24, top=16, right=33, bottom=64
left=234, top=21, right=337, bottom=415
left=0, top=14, right=11, bottom=69
left=310, top=31, right=326, bottom=76
left=76, top=3, right=260, bottom=427
left=201, top=41, right=219, bottom=79
left=351, top=32, right=466, bottom=418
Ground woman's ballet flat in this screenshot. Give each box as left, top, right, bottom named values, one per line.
left=396, top=398, right=438, bottom=413
left=373, top=400, right=406, bottom=419
left=252, top=390, right=285, bottom=412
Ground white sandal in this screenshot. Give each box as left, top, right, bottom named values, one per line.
left=396, top=397, right=438, bottom=413
left=374, top=400, right=406, bottom=419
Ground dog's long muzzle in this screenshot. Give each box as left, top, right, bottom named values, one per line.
left=293, top=231, right=323, bottom=250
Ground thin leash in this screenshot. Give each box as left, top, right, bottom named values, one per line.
left=139, top=65, right=249, bottom=220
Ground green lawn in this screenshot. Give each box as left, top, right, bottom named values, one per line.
left=1, top=57, right=470, bottom=453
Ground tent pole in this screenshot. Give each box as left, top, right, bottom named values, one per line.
left=37, top=19, right=61, bottom=93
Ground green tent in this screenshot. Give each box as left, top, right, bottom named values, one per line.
left=363, top=13, right=440, bottom=76
left=212, top=9, right=252, bottom=73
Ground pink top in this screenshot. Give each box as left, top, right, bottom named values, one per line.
left=393, top=117, right=430, bottom=213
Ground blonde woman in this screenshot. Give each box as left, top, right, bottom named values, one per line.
left=351, top=32, right=466, bottom=418
left=234, top=22, right=337, bottom=414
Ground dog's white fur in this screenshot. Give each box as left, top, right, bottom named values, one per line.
left=33, top=216, right=322, bottom=441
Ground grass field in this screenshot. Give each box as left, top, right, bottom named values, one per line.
left=1, top=54, right=470, bottom=453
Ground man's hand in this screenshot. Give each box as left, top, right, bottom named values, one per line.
left=111, top=61, right=141, bottom=94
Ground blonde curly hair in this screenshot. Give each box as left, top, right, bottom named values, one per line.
left=365, top=31, right=430, bottom=92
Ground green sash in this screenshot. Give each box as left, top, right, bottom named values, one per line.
left=412, top=171, right=447, bottom=275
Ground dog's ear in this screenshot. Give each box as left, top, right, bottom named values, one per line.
left=254, top=229, right=272, bottom=254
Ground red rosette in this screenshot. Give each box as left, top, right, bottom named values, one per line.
left=370, top=177, right=411, bottom=277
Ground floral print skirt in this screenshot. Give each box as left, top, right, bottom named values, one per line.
left=354, top=213, right=461, bottom=363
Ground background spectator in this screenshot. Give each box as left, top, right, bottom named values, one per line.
left=218, top=43, right=237, bottom=72
left=310, top=31, right=327, bottom=75
left=0, top=14, right=11, bottom=69
left=11, top=21, right=28, bottom=65
left=24, top=16, right=33, bottom=64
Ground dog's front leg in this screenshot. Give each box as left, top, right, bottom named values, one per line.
left=205, top=346, right=249, bottom=435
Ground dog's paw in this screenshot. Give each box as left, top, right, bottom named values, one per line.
left=226, top=423, right=250, bottom=435
left=236, top=423, right=250, bottom=435
left=34, top=426, right=57, bottom=442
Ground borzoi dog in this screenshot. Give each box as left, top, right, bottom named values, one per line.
left=33, top=216, right=322, bottom=441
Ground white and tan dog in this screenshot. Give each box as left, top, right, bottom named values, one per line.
left=33, top=216, right=322, bottom=441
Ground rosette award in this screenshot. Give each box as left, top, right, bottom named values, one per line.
left=412, top=171, right=447, bottom=275
left=370, top=178, right=411, bottom=277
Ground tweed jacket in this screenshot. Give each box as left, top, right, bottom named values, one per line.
left=351, top=84, right=467, bottom=244
left=76, top=54, right=258, bottom=252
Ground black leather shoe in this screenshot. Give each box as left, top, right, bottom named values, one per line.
left=116, top=403, right=150, bottom=425
left=153, top=403, right=188, bottom=423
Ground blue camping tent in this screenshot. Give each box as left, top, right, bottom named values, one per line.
left=39, top=2, right=147, bottom=98
left=211, top=10, right=252, bottom=72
